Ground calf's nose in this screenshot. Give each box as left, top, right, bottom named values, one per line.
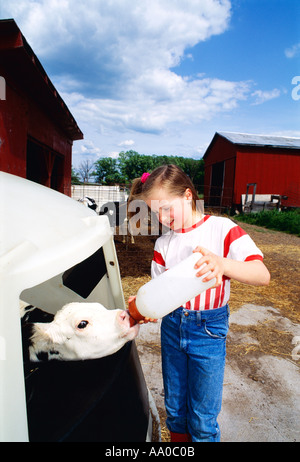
left=117, top=310, right=130, bottom=327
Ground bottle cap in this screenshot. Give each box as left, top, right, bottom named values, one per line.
left=128, top=297, right=145, bottom=326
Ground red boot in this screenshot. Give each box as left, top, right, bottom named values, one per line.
left=170, top=432, right=191, bottom=442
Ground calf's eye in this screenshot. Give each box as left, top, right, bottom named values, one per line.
left=77, top=320, right=89, bottom=329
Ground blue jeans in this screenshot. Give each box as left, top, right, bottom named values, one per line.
left=161, top=305, right=230, bottom=442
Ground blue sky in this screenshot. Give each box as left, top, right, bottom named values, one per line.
left=1, top=0, right=299, bottom=167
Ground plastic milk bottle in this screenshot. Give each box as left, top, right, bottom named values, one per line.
left=128, top=252, right=216, bottom=325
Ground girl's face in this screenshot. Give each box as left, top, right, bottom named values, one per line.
left=146, top=187, right=194, bottom=231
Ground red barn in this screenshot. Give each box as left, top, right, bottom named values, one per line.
left=203, top=132, right=300, bottom=211
left=0, top=19, right=83, bottom=196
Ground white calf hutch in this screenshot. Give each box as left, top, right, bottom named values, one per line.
left=0, top=172, right=157, bottom=442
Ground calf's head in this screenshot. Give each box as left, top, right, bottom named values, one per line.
left=30, top=302, right=139, bottom=361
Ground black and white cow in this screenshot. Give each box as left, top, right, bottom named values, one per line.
left=99, top=201, right=135, bottom=245
left=98, top=201, right=127, bottom=227
left=20, top=301, right=139, bottom=363
left=78, top=196, right=98, bottom=212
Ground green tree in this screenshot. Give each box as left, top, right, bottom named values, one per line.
left=71, top=167, right=81, bottom=184
left=94, top=157, right=123, bottom=184
left=118, top=150, right=158, bottom=181
left=174, top=157, right=204, bottom=193
left=86, top=150, right=204, bottom=190
left=117, top=151, right=204, bottom=192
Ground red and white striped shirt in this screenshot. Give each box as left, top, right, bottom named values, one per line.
left=151, top=215, right=263, bottom=311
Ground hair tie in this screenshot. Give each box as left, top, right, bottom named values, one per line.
left=141, top=172, right=150, bottom=184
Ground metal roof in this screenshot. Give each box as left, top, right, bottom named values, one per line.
left=218, top=132, right=300, bottom=149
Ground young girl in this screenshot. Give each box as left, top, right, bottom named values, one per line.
left=129, top=165, right=270, bottom=442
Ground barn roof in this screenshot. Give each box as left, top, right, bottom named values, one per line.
left=203, top=131, right=300, bottom=158
left=218, top=132, right=300, bottom=149
left=0, top=19, right=83, bottom=141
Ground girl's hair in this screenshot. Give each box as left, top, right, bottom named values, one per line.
left=128, top=164, right=200, bottom=212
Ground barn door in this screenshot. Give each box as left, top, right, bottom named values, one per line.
left=26, top=138, right=64, bottom=192
left=209, top=161, right=224, bottom=206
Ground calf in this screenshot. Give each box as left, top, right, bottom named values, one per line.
left=99, top=201, right=135, bottom=245
left=99, top=201, right=126, bottom=227
left=20, top=301, right=139, bottom=363
left=78, top=196, right=98, bottom=212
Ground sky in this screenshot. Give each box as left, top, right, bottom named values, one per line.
left=1, top=0, right=299, bottom=167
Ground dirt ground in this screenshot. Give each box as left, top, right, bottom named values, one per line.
left=114, top=219, right=300, bottom=441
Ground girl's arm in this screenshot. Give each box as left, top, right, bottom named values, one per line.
left=193, top=246, right=270, bottom=287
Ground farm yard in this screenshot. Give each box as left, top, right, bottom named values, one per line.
left=114, top=219, right=300, bottom=442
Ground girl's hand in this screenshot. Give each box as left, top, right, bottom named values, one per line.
left=193, top=246, right=224, bottom=288
left=128, top=296, right=157, bottom=324
left=138, top=317, right=158, bottom=324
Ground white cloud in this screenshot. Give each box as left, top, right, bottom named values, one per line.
left=251, top=89, right=281, bottom=105
left=60, top=74, right=250, bottom=138
left=79, top=140, right=102, bottom=156
left=118, top=140, right=135, bottom=147
left=71, top=139, right=102, bottom=166
left=3, top=0, right=231, bottom=68
left=1, top=0, right=248, bottom=135
left=285, top=43, right=300, bottom=59
left=3, top=0, right=268, bottom=162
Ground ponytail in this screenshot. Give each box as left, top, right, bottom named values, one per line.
left=128, top=177, right=144, bottom=203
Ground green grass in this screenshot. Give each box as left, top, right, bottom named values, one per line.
left=234, top=209, right=300, bottom=237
